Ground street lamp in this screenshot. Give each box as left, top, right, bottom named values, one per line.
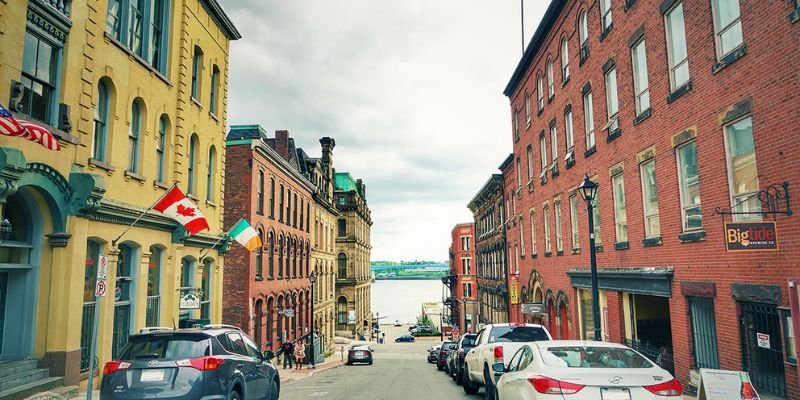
left=308, top=271, right=317, bottom=368
left=577, top=174, right=601, bottom=341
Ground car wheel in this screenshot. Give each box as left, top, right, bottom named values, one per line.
left=368, top=360, right=373, bottom=365
left=461, top=364, right=479, bottom=394
left=229, top=389, right=241, bottom=400
left=269, top=379, right=279, bottom=400
left=346, top=360, right=352, bottom=365
left=483, top=367, right=496, bottom=400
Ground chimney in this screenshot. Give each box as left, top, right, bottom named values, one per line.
left=320, top=137, right=335, bottom=163
left=275, top=130, right=290, bottom=161
left=357, top=179, right=366, bottom=198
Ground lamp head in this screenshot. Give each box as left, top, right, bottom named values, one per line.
left=577, top=174, right=598, bottom=202
left=0, top=219, right=11, bottom=240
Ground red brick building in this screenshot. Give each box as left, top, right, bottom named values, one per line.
left=503, top=0, right=799, bottom=397
left=224, top=125, right=314, bottom=351
left=447, top=223, right=477, bottom=333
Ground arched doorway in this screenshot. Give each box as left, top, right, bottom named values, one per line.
left=254, top=299, right=263, bottom=350
left=266, top=297, right=274, bottom=350
left=277, top=296, right=284, bottom=342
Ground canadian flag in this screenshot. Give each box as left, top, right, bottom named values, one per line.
left=153, top=186, right=210, bottom=235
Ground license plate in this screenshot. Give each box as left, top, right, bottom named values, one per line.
left=355, top=351, right=365, bottom=356
left=601, top=388, right=631, bottom=400
left=140, top=369, right=165, bottom=382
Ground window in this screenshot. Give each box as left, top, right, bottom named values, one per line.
left=337, top=297, right=348, bottom=326
left=337, top=253, right=347, bottom=278
left=712, top=0, right=743, bottom=58
left=277, top=236, right=284, bottom=278
left=569, top=194, right=580, bottom=250
left=631, top=39, right=650, bottom=115
left=257, top=171, right=264, bottom=214
left=267, top=233, right=274, bottom=279
left=565, top=109, right=574, bottom=155
left=285, top=190, right=291, bottom=225
left=525, top=92, right=532, bottom=124
left=640, top=159, right=660, bottom=237
left=537, top=73, right=544, bottom=111
left=530, top=209, right=537, bottom=255
left=463, top=283, right=473, bottom=298
left=592, top=192, right=602, bottom=244
left=583, top=90, right=595, bottom=150
left=93, top=81, right=110, bottom=161
left=338, top=219, right=346, bottom=237
left=677, top=141, right=703, bottom=231
left=299, top=198, right=304, bottom=230
left=255, top=229, right=264, bottom=279
left=128, top=100, right=142, bottom=173
left=579, top=11, right=589, bottom=47
left=269, top=178, right=275, bottom=218
left=516, top=158, right=522, bottom=191
left=665, top=2, right=690, bottom=90
left=550, top=123, right=558, bottom=165
left=200, top=260, right=211, bottom=319
left=543, top=205, right=552, bottom=254
left=462, top=257, right=471, bottom=274
left=210, top=66, right=219, bottom=115
left=146, top=246, right=162, bottom=327
left=191, top=46, right=203, bottom=100
left=21, top=31, right=59, bottom=124
left=156, top=116, right=167, bottom=182
left=725, top=117, right=760, bottom=221
left=547, top=59, right=555, bottom=99
left=600, top=0, right=613, bottom=31
left=461, top=236, right=471, bottom=250
left=293, top=193, right=298, bottom=227
left=781, top=308, right=797, bottom=365
left=554, top=200, right=563, bottom=253
left=513, top=108, right=520, bottom=140
left=561, top=38, right=570, bottom=81
left=279, top=185, right=284, bottom=222
left=188, top=135, right=198, bottom=194
left=539, top=135, right=547, bottom=173
left=612, top=174, right=628, bottom=243
left=520, top=218, right=526, bottom=256
left=689, top=297, right=720, bottom=369
left=526, top=145, right=534, bottom=183
left=106, top=0, right=169, bottom=73
left=206, top=147, right=216, bottom=202
left=604, top=67, right=619, bottom=132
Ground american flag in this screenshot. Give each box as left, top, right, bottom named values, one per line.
left=0, top=103, right=62, bottom=151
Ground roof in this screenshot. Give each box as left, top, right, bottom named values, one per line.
left=335, top=172, right=359, bottom=192
left=200, top=0, right=242, bottom=40
left=226, top=125, right=267, bottom=141
left=467, top=174, right=504, bottom=211
left=498, top=153, right=514, bottom=171
left=503, top=0, right=567, bottom=97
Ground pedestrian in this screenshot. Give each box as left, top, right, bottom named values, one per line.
left=294, top=340, right=306, bottom=370
left=280, top=339, right=294, bottom=369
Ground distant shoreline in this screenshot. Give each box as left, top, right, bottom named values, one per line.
left=374, top=277, right=445, bottom=280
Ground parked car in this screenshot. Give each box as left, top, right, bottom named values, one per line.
left=347, top=345, right=373, bottom=365
left=411, top=325, right=433, bottom=335
left=462, top=323, right=552, bottom=396
left=427, top=344, right=441, bottom=363
left=436, top=341, right=458, bottom=371
left=408, top=324, right=419, bottom=332
left=395, top=335, right=415, bottom=342
left=447, top=333, right=477, bottom=384
left=100, top=325, right=280, bottom=400
left=393, top=320, right=402, bottom=327
left=491, top=341, right=687, bottom=399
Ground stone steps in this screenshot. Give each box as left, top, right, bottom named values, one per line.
left=0, top=360, right=75, bottom=400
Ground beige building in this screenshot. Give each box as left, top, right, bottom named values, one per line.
left=334, top=172, right=372, bottom=338
left=0, top=0, right=239, bottom=392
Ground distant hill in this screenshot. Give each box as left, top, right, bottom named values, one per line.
left=371, top=260, right=447, bottom=266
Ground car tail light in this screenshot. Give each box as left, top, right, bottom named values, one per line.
left=103, top=361, right=131, bottom=375
left=493, top=346, right=503, bottom=364
left=176, top=356, right=225, bottom=371
left=643, top=379, right=683, bottom=396
left=740, top=381, right=759, bottom=400
left=528, top=376, right=585, bottom=394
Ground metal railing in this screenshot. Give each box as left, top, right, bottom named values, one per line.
left=34, top=0, right=72, bottom=18
left=146, top=296, right=160, bottom=327
left=625, top=339, right=674, bottom=375
left=80, top=302, right=95, bottom=371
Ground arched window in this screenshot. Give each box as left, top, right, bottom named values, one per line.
left=547, top=58, right=555, bottom=99
left=561, top=38, right=570, bottom=81
left=278, top=235, right=284, bottom=278
left=254, top=299, right=263, bottom=349
left=579, top=11, right=588, bottom=47
left=257, top=171, right=264, bottom=214
left=292, top=238, right=298, bottom=278
left=536, top=72, right=544, bottom=111
left=293, top=193, right=298, bottom=227
left=156, top=115, right=168, bottom=182
left=255, top=228, right=264, bottom=279
left=285, top=190, right=291, bottom=226
left=147, top=245, right=163, bottom=326
left=337, top=297, right=348, bottom=326
left=188, top=134, right=198, bottom=194
left=279, top=185, right=284, bottom=222
left=299, top=198, right=304, bottom=230
left=337, top=253, right=347, bottom=278
left=191, top=46, right=203, bottom=99
left=269, top=178, right=275, bottom=218
left=268, top=232, right=275, bottom=279
left=93, top=80, right=109, bottom=161
left=210, top=65, right=220, bottom=115
left=206, top=146, right=216, bottom=202
left=129, top=100, right=142, bottom=173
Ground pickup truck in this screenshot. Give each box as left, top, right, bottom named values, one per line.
left=461, top=323, right=552, bottom=398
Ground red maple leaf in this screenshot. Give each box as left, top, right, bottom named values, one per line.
left=176, top=204, right=196, bottom=217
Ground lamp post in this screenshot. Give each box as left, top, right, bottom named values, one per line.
left=577, top=175, right=602, bottom=341
left=308, top=271, right=317, bottom=368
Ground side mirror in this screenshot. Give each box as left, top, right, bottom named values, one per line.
left=263, top=351, right=275, bottom=360
left=492, top=362, right=506, bottom=376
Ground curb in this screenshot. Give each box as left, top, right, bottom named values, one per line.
left=279, top=361, right=345, bottom=383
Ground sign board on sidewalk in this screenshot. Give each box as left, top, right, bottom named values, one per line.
left=97, top=255, right=108, bottom=280
left=179, top=293, right=201, bottom=309
left=697, top=369, right=758, bottom=400
left=756, top=332, right=770, bottom=349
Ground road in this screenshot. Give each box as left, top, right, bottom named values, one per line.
left=280, top=325, right=484, bottom=400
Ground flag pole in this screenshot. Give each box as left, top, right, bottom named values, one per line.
left=198, top=216, right=243, bottom=262
left=112, top=182, right=178, bottom=247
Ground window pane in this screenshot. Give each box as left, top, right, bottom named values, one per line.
left=570, top=195, right=580, bottom=249
left=666, top=3, right=689, bottom=88
left=613, top=175, right=627, bottom=242
left=678, top=142, right=703, bottom=230
left=584, top=92, right=595, bottom=148
left=641, top=160, right=660, bottom=237
left=36, top=40, right=54, bottom=83
left=719, top=21, right=743, bottom=56
left=632, top=40, right=649, bottom=113
left=106, top=0, right=121, bottom=38
left=714, top=0, right=741, bottom=28
left=605, top=69, right=618, bottom=117
left=726, top=117, right=760, bottom=219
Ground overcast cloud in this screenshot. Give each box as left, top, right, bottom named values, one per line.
left=226, top=1, right=548, bottom=262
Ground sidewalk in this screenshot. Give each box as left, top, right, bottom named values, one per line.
left=277, top=352, right=345, bottom=383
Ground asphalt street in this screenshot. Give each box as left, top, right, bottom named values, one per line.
left=280, top=324, right=484, bottom=400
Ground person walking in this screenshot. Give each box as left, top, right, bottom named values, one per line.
left=294, top=340, right=306, bottom=370
left=280, top=340, right=294, bottom=369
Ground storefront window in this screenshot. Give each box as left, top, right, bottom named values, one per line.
left=782, top=309, right=797, bottom=364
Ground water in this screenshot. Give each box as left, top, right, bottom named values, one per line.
left=371, top=279, right=446, bottom=324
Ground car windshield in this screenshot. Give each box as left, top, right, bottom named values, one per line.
left=540, top=346, right=654, bottom=369
left=120, top=334, right=210, bottom=360
left=461, top=335, right=477, bottom=346
left=443, top=343, right=457, bottom=350
left=487, top=326, right=549, bottom=343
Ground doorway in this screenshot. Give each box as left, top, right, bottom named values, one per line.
left=739, top=301, right=786, bottom=397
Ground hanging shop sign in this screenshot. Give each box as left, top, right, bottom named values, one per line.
left=521, top=303, right=545, bottom=315
left=509, top=276, right=519, bottom=305
left=724, top=222, right=779, bottom=251
left=282, top=309, right=295, bottom=318
left=179, top=293, right=201, bottom=309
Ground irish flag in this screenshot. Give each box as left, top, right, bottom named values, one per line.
left=230, top=218, right=262, bottom=251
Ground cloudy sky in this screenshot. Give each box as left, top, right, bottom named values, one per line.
left=225, top=1, right=548, bottom=262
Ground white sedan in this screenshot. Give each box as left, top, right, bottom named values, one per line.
left=492, top=341, right=683, bottom=399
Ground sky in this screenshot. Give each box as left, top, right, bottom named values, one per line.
left=225, top=1, right=549, bottom=262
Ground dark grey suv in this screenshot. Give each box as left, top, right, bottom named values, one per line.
left=100, top=326, right=280, bottom=399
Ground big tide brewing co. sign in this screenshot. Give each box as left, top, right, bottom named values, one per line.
left=724, top=222, right=779, bottom=251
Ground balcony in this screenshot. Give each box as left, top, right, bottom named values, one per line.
left=34, top=0, right=71, bottom=19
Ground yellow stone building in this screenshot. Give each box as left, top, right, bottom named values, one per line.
left=0, top=0, right=239, bottom=391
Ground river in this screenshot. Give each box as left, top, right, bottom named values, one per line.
left=371, top=279, right=447, bottom=325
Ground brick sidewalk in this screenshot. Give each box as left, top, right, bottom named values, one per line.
left=277, top=353, right=345, bottom=383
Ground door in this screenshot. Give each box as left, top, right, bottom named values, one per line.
left=688, top=297, right=719, bottom=369
left=739, top=301, right=786, bottom=397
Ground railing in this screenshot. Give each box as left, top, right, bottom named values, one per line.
left=35, top=0, right=71, bottom=18
left=146, top=296, right=160, bottom=327
left=625, top=339, right=674, bottom=375
left=80, top=302, right=95, bottom=371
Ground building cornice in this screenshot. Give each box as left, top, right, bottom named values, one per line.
left=251, top=140, right=317, bottom=193
left=199, top=0, right=242, bottom=40
left=467, top=174, right=503, bottom=211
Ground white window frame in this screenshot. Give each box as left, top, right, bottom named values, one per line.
left=565, top=109, right=574, bottom=156
left=583, top=90, right=595, bottom=149
left=723, top=116, right=761, bottom=222
left=520, top=217, right=526, bottom=256
left=525, top=92, right=532, bottom=125
left=554, top=200, right=563, bottom=253
left=543, top=205, right=552, bottom=253
left=547, top=59, right=555, bottom=99
left=676, top=141, right=703, bottom=231
left=579, top=11, right=589, bottom=46
left=530, top=209, right=537, bottom=255
left=711, top=0, right=744, bottom=59
left=550, top=123, right=558, bottom=165
left=631, top=38, right=650, bottom=116
left=640, top=159, right=660, bottom=238
left=513, top=108, right=520, bottom=140
left=665, top=2, right=690, bottom=90
left=569, top=193, right=580, bottom=250
left=600, top=0, right=613, bottom=31
left=516, top=158, right=522, bottom=191
left=526, top=145, right=534, bottom=183
left=604, top=67, right=619, bottom=132
left=612, top=173, right=628, bottom=243
left=537, top=73, right=544, bottom=111
left=561, top=38, right=570, bottom=81
left=539, top=134, right=548, bottom=174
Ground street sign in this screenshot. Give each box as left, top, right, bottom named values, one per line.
left=97, top=255, right=108, bottom=280
left=282, top=309, right=295, bottom=318
left=95, top=279, right=106, bottom=297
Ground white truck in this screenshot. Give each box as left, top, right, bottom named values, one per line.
left=462, top=323, right=552, bottom=398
